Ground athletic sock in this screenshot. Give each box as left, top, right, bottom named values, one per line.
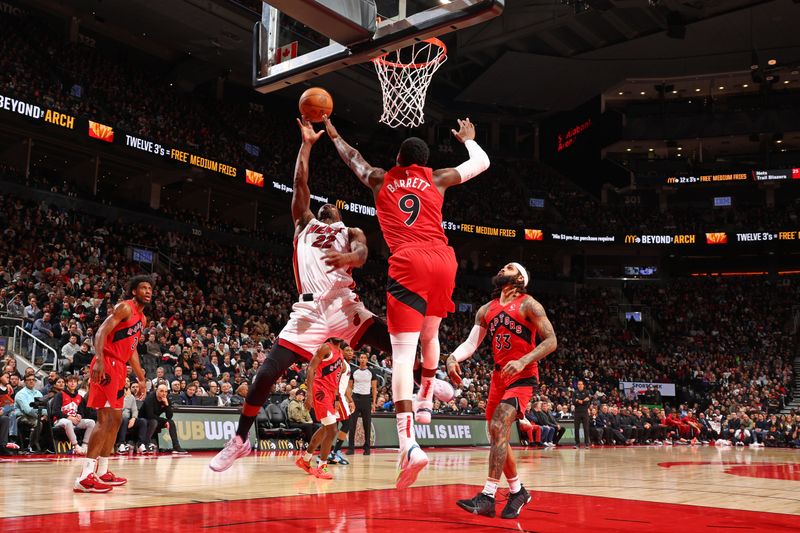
left=80, top=458, right=97, bottom=480
left=302, top=452, right=313, bottom=463
left=482, top=478, right=499, bottom=498
left=397, top=413, right=416, bottom=450
left=96, top=456, right=109, bottom=476
left=318, top=460, right=327, bottom=468
left=333, top=439, right=344, bottom=453
left=508, top=476, right=521, bottom=494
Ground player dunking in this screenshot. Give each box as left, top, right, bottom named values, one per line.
left=324, top=115, right=490, bottom=488
left=209, top=119, right=394, bottom=472
left=446, top=263, right=557, bottom=519
left=295, top=338, right=353, bottom=479
left=74, top=275, right=151, bottom=493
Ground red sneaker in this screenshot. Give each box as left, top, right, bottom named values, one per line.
left=313, top=464, right=333, bottom=480
left=295, top=456, right=313, bottom=475
left=73, top=473, right=113, bottom=493
left=99, top=471, right=128, bottom=486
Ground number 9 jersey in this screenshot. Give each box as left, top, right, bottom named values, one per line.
left=376, top=164, right=457, bottom=333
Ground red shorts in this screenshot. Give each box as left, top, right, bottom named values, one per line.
left=386, top=244, right=457, bottom=333
left=313, top=385, right=341, bottom=425
left=87, top=357, right=127, bottom=409
left=485, top=374, right=537, bottom=422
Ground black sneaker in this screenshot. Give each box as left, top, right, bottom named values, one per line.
left=501, top=486, right=531, bottom=519
left=171, top=447, right=189, bottom=455
left=456, top=492, right=496, bottom=517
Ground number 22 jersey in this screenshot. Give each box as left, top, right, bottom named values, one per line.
left=293, top=218, right=356, bottom=296
left=376, top=164, right=448, bottom=254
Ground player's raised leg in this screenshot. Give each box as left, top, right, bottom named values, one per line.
left=209, top=344, right=301, bottom=471
left=414, top=316, right=442, bottom=424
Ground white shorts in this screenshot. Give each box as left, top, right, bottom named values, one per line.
left=336, top=392, right=352, bottom=422
left=277, top=290, right=374, bottom=360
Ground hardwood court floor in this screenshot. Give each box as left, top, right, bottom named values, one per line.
left=1, top=445, right=799, bottom=532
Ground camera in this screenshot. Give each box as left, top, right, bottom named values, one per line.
left=29, top=398, right=49, bottom=409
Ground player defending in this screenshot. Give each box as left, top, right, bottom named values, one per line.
left=74, top=276, right=151, bottom=493
left=324, top=115, right=490, bottom=488
left=447, top=263, right=557, bottom=518
left=295, top=339, right=352, bottom=479
left=209, top=119, right=393, bottom=472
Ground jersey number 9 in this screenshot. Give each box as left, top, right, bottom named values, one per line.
left=398, top=194, right=420, bottom=226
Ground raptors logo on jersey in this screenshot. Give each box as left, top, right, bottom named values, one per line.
left=293, top=218, right=355, bottom=296
left=485, top=294, right=538, bottom=386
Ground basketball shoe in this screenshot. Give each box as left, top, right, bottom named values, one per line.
left=295, top=456, right=314, bottom=474
left=73, top=473, right=113, bottom=493
left=208, top=435, right=252, bottom=472
left=99, top=471, right=128, bottom=486
left=501, top=486, right=531, bottom=519
left=313, top=464, right=333, bottom=480
left=456, top=492, right=495, bottom=517
left=396, top=443, right=428, bottom=489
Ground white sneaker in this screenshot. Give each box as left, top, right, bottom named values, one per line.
left=117, top=443, right=127, bottom=454
left=414, top=399, right=433, bottom=424
left=433, top=378, right=455, bottom=402
left=138, top=444, right=147, bottom=454
left=396, top=443, right=428, bottom=489
left=74, top=444, right=87, bottom=455
left=209, top=435, right=252, bottom=472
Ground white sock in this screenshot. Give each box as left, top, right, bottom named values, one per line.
left=397, top=413, right=416, bottom=450
left=482, top=478, right=499, bottom=498
left=96, top=456, right=109, bottom=476
left=302, top=452, right=313, bottom=463
left=419, top=317, right=441, bottom=405
left=508, top=476, right=522, bottom=494
left=80, top=458, right=97, bottom=480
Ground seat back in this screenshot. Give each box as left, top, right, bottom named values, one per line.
left=266, top=403, right=286, bottom=426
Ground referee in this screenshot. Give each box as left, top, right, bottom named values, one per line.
left=348, top=352, right=377, bottom=455
left=573, top=380, right=591, bottom=449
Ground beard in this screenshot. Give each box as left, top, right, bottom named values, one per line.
left=492, top=274, right=518, bottom=289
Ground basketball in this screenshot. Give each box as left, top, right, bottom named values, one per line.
left=299, top=87, right=333, bottom=123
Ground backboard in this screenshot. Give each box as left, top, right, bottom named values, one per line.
left=253, top=0, right=505, bottom=94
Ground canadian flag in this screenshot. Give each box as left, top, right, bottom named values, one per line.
left=275, top=41, right=298, bottom=64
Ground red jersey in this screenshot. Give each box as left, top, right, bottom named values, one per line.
left=486, top=294, right=538, bottom=385
left=376, top=165, right=448, bottom=254
left=103, top=299, right=145, bottom=364
left=315, top=344, right=346, bottom=395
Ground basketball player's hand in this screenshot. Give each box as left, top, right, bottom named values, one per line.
left=136, top=378, right=147, bottom=399
left=348, top=400, right=355, bottom=413
left=501, top=360, right=526, bottom=379
left=297, top=117, right=325, bottom=145
left=90, top=359, right=105, bottom=384
left=446, top=355, right=463, bottom=387
left=322, top=115, right=339, bottom=140
left=304, top=395, right=313, bottom=411
left=322, top=250, right=352, bottom=272
left=451, top=118, right=475, bottom=143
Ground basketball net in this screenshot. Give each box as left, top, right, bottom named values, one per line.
left=372, top=38, right=447, bottom=128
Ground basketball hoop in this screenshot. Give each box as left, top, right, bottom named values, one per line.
left=372, top=38, right=447, bottom=128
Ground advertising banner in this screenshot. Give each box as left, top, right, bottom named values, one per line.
left=619, top=381, right=676, bottom=397
left=348, top=414, right=521, bottom=448
left=157, top=408, right=257, bottom=450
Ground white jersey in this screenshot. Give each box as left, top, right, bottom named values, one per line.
left=339, top=361, right=351, bottom=397
left=293, top=218, right=355, bottom=296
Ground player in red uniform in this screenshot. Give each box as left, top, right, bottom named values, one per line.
left=324, top=115, right=490, bottom=488
left=446, top=263, right=557, bottom=519
left=295, top=339, right=350, bottom=480
left=74, top=275, right=151, bottom=493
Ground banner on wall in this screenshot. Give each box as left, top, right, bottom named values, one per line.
left=157, top=408, right=257, bottom=450
left=619, top=381, right=676, bottom=397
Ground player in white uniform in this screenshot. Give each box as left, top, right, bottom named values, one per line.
left=209, top=118, right=451, bottom=472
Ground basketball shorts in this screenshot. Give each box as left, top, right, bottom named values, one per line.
left=278, top=290, right=374, bottom=360
left=485, top=374, right=538, bottom=422
left=313, top=385, right=344, bottom=426
left=335, top=393, right=352, bottom=422
left=87, top=357, right=127, bottom=409
left=386, top=244, right=457, bottom=333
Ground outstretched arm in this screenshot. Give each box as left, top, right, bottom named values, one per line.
left=432, top=118, right=490, bottom=194
left=501, top=296, right=557, bottom=379
left=322, top=115, right=385, bottom=192
left=446, top=302, right=490, bottom=386
left=292, top=118, right=325, bottom=231
left=322, top=227, right=368, bottom=273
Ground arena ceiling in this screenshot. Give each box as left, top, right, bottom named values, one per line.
left=21, top=0, right=800, bottom=118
